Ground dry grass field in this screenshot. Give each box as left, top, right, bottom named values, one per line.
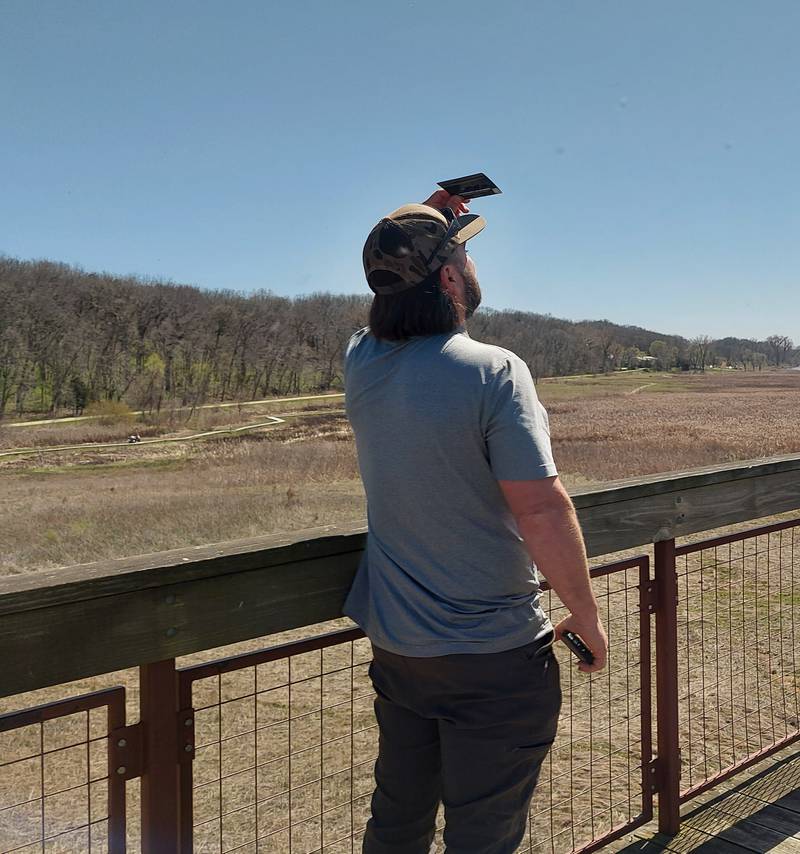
left=1, top=369, right=798, bottom=853
left=1, top=368, right=798, bottom=576
left=0, top=395, right=345, bottom=451
left=541, top=369, right=800, bottom=480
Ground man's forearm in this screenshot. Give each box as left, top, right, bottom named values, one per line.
left=515, top=497, right=599, bottom=619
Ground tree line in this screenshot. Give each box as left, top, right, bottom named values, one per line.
left=0, top=256, right=796, bottom=419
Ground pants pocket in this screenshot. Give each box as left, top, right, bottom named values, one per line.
left=518, top=627, right=556, bottom=661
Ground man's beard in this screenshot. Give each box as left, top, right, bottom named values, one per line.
left=462, top=265, right=482, bottom=319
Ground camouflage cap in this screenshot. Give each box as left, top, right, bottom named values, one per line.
left=363, top=203, right=486, bottom=295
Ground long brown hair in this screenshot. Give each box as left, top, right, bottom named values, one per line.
left=368, top=267, right=459, bottom=341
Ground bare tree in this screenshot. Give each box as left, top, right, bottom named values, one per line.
left=765, top=335, right=794, bottom=366
left=688, top=335, right=714, bottom=372
left=1, top=255, right=786, bottom=420
left=649, top=340, right=676, bottom=371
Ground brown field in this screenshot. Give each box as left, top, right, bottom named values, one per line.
left=0, top=396, right=345, bottom=451
left=541, top=369, right=800, bottom=481
left=1, top=369, right=798, bottom=576
left=1, top=369, right=798, bottom=853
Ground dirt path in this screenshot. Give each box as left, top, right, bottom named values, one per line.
left=627, top=382, right=656, bottom=395
left=0, top=416, right=287, bottom=458
left=4, top=392, right=345, bottom=428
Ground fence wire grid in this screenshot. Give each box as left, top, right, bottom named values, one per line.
left=178, top=556, right=652, bottom=854
left=675, top=519, right=800, bottom=800
left=0, top=688, right=125, bottom=854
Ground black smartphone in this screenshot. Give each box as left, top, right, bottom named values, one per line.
left=437, top=172, right=502, bottom=199
left=561, top=630, right=595, bottom=665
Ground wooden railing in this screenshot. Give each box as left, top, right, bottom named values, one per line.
left=1, top=453, right=799, bottom=852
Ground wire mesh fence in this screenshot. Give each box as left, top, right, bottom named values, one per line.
left=532, top=556, right=652, bottom=854
left=177, top=555, right=653, bottom=854
left=675, top=518, right=800, bottom=799
left=179, top=628, right=374, bottom=854
left=1, top=516, right=798, bottom=852
left=0, top=688, right=125, bottom=854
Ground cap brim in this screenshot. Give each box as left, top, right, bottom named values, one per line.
left=453, top=213, right=486, bottom=244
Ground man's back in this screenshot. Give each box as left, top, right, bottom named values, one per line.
left=343, top=323, right=558, bottom=657
left=351, top=191, right=605, bottom=853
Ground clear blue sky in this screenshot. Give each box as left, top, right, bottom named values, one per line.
left=2, top=1, right=798, bottom=341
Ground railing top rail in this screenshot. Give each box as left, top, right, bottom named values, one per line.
left=1, top=453, right=799, bottom=698
left=0, top=523, right=368, bottom=616
left=568, top=452, right=800, bottom=507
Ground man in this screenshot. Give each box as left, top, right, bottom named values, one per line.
left=342, top=189, right=608, bottom=854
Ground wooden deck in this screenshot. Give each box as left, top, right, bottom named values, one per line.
left=606, top=743, right=800, bottom=853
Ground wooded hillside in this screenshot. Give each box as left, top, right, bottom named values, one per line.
left=0, top=256, right=795, bottom=418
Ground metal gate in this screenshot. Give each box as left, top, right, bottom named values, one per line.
left=174, top=555, right=655, bottom=853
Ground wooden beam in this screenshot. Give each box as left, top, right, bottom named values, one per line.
left=1, top=454, right=799, bottom=699
left=0, top=524, right=367, bottom=616
left=577, top=466, right=800, bottom=557
left=0, top=552, right=363, bottom=698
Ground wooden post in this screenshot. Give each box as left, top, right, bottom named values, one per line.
left=140, top=659, right=181, bottom=853
left=654, top=538, right=681, bottom=835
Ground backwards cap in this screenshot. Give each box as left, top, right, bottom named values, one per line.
left=363, top=203, right=485, bottom=295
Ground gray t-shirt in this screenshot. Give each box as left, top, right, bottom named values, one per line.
left=342, top=322, right=558, bottom=657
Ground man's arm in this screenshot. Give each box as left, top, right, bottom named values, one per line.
left=498, top=475, right=608, bottom=673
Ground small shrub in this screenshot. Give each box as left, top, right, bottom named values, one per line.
left=84, top=400, right=136, bottom=426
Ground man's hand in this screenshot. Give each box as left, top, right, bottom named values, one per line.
left=421, top=189, right=471, bottom=215
left=553, top=612, right=609, bottom=674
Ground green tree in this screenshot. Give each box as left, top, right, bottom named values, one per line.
left=649, top=340, right=676, bottom=371
left=68, top=374, right=89, bottom=415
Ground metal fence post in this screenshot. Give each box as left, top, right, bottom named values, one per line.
left=654, top=538, right=681, bottom=835
left=140, top=659, right=181, bottom=853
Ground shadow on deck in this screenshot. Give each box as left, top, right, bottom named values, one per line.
left=608, top=743, right=800, bottom=853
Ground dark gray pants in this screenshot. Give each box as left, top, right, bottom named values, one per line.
left=363, top=629, right=561, bottom=854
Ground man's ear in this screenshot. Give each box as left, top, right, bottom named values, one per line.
left=438, top=264, right=454, bottom=294
left=439, top=262, right=457, bottom=291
